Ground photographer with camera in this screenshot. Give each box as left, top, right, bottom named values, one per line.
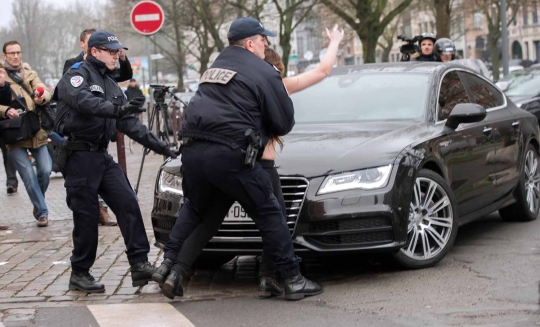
left=55, top=31, right=177, bottom=293
left=399, top=32, right=438, bottom=62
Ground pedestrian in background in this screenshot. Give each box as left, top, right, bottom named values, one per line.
left=0, top=41, right=52, bottom=228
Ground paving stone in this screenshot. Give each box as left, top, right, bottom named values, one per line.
left=0, top=297, right=46, bottom=303
left=48, top=296, right=79, bottom=302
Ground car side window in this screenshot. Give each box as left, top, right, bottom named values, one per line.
left=438, top=71, right=470, bottom=121
left=459, top=71, right=505, bottom=109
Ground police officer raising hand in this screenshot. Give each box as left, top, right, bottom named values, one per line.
left=55, top=30, right=170, bottom=294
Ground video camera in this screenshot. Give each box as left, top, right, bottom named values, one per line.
left=397, top=35, right=423, bottom=54
left=149, top=84, right=175, bottom=104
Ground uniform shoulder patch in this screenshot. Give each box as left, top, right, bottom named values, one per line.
left=70, top=76, right=84, bottom=88
left=199, top=68, right=237, bottom=85
left=90, top=85, right=104, bottom=93
left=70, top=62, right=82, bottom=69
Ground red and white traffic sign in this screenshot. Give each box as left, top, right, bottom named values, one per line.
left=130, top=1, right=165, bottom=35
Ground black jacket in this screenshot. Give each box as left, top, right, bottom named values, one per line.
left=63, top=52, right=133, bottom=82
left=181, top=46, right=295, bottom=149
left=125, top=86, right=144, bottom=101
left=0, top=84, right=10, bottom=106
left=55, top=55, right=166, bottom=153
left=416, top=53, right=439, bottom=62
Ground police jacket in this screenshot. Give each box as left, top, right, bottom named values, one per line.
left=181, top=46, right=295, bottom=149
left=62, top=52, right=133, bottom=83
left=55, top=55, right=167, bottom=154
left=0, top=84, right=10, bottom=106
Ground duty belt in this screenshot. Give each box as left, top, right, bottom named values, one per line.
left=65, top=141, right=107, bottom=152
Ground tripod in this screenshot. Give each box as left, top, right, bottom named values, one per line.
left=134, top=85, right=188, bottom=194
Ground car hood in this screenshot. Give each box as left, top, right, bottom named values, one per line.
left=276, top=121, right=436, bottom=178
left=508, top=95, right=539, bottom=106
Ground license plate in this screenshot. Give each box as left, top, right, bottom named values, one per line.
left=225, top=202, right=251, bottom=221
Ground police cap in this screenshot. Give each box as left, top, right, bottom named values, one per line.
left=227, top=17, right=277, bottom=40
left=88, top=30, right=128, bottom=50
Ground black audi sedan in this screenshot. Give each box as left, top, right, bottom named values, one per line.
left=151, top=62, right=540, bottom=269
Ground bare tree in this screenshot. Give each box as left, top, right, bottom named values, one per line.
left=232, top=0, right=319, bottom=76
left=320, top=0, right=413, bottom=63
left=472, top=0, right=528, bottom=81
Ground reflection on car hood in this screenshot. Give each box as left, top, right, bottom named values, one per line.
left=508, top=95, right=539, bottom=106
left=276, top=121, right=435, bottom=178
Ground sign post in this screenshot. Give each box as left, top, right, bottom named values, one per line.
left=117, top=1, right=165, bottom=173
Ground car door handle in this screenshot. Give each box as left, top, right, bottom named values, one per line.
left=483, top=126, right=493, bottom=134
left=511, top=120, right=520, bottom=128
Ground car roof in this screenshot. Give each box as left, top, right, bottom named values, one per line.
left=329, top=62, right=478, bottom=79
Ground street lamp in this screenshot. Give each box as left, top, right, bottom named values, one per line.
left=501, top=0, right=509, bottom=76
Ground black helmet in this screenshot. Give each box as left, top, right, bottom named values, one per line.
left=435, top=38, right=456, bottom=60
left=420, top=32, right=437, bottom=43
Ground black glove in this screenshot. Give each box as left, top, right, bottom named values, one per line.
left=162, top=146, right=180, bottom=159
left=118, top=96, right=146, bottom=117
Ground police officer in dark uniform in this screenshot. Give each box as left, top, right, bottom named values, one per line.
left=55, top=31, right=177, bottom=293
left=152, top=17, right=323, bottom=301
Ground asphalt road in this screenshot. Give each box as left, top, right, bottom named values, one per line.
left=32, top=212, right=540, bottom=327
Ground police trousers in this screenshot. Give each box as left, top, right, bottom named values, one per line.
left=163, top=141, right=301, bottom=279
left=63, top=151, right=149, bottom=271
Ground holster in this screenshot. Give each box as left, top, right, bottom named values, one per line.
left=50, top=132, right=70, bottom=170
left=57, top=139, right=70, bottom=170
left=244, top=129, right=261, bottom=168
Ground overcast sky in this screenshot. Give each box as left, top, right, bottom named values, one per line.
left=0, top=0, right=104, bottom=28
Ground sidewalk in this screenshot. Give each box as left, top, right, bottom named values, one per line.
left=0, top=140, right=260, bottom=315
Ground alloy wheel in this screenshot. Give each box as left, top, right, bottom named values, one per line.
left=524, top=150, right=540, bottom=214
left=400, top=177, right=454, bottom=261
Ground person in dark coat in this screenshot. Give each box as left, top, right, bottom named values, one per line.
left=125, top=79, right=144, bottom=101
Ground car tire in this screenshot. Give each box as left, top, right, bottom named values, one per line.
left=192, top=255, right=236, bottom=270
left=393, top=169, right=459, bottom=269
left=499, top=143, right=540, bottom=222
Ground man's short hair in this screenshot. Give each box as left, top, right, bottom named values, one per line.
left=80, top=28, right=97, bottom=42
left=228, top=35, right=258, bottom=47
left=3, top=41, right=20, bottom=54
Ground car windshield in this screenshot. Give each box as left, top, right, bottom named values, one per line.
left=290, top=73, right=430, bottom=123
left=505, top=71, right=540, bottom=97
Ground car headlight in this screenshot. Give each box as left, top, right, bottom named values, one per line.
left=317, top=165, right=393, bottom=195
left=158, top=170, right=184, bottom=196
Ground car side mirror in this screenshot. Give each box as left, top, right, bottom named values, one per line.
left=495, top=81, right=509, bottom=92
left=444, top=103, right=487, bottom=131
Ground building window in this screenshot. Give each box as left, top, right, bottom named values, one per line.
left=473, top=12, right=483, bottom=29
left=524, top=6, right=529, bottom=25
left=525, top=41, right=530, bottom=59
left=533, top=1, right=538, bottom=24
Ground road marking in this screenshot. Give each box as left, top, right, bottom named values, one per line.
left=135, top=14, right=160, bottom=22
left=88, top=303, right=195, bottom=327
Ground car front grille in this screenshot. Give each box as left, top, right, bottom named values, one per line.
left=308, top=217, right=392, bottom=233
left=306, top=231, right=394, bottom=246
left=212, top=177, right=309, bottom=240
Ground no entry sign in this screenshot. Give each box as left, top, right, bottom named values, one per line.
left=130, top=1, right=165, bottom=35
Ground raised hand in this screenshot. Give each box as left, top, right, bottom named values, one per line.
left=325, top=24, right=344, bottom=44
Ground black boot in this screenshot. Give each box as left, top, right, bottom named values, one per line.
left=162, top=270, right=184, bottom=300
left=283, top=273, right=323, bottom=301
left=131, top=261, right=157, bottom=287
left=258, top=276, right=283, bottom=298
left=152, top=258, right=173, bottom=288
left=69, top=270, right=105, bottom=293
